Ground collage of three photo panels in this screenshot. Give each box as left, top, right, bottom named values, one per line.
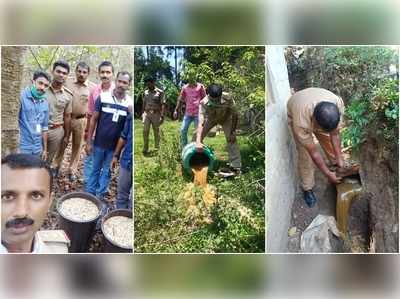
left=1, top=45, right=399, bottom=254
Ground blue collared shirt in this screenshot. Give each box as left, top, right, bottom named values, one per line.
left=19, top=87, right=49, bottom=154
left=120, top=113, right=132, bottom=171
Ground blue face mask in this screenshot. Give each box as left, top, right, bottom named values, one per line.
left=31, top=85, right=46, bottom=100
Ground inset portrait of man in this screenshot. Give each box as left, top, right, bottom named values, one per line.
left=1, top=154, right=68, bottom=253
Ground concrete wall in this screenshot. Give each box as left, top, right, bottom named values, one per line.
left=266, top=46, right=298, bottom=253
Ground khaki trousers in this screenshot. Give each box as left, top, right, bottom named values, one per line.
left=294, top=128, right=337, bottom=190
left=47, top=126, right=64, bottom=166
left=201, top=116, right=242, bottom=169
left=143, top=111, right=162, bottom=152
left=54, top=118, right=85, bottom=173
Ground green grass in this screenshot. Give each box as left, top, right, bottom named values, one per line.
left=134, top=119, right=265, bottom=253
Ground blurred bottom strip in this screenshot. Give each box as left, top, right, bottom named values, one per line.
left=0, top=255, right=399, bottom=299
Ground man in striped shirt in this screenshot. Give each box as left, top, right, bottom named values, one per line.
left=85, top=71, right=133, bottom=201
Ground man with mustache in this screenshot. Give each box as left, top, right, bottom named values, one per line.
left=1, top=154, right=69, bottom=253
left=84, top=61, right=115, bottom=191
left=46, top=60, right=73, bottom=177
left=53, top=62, right=96, bottom=182
left=18, top=70, right=51, bottom=160
left=86, top=71, right=132, bottom=202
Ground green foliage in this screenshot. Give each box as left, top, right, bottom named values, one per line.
left=286, top=46, right=399, bottom=151
left=342, top=78, right=399, bottom=150
left=182, top=47, right=265, bottom=113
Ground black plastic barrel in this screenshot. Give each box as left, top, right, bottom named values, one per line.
left=101, top=209, right=133, bottom=253
left=56, top=192, right=102, bottom=253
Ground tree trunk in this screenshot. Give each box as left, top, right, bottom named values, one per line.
left=1, top=46, right=27, bottom=157
left=174, top=47, right=178, bottom=85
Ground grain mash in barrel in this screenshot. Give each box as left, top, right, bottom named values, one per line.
left=103, top=216, right=133, bottom=248
left=59, top=198, right=100, bottom=222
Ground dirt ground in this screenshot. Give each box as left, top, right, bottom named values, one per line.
left=287, top=154, right=369, bottom=253
left=42, top=142, right=119, bottom=253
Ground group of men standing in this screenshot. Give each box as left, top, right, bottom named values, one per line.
left=18, top=60, right=133, bottom=209
left=141, top=70, right=242, bottom=174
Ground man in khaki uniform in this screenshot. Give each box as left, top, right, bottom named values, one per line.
left=287, top=87, right=344, bottom=207
left=46, top=60, right=73, bottom=176
left=1, top=154, right=70, bottom=253
left=54, top=62, right=96, bottom=181
left=141, top=76, right=166, bottom=154
left=196, top=84, right=241, bottom=173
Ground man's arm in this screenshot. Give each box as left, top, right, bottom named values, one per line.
left=229, top=107, right=239, bottom=143
left=85, top=89, right=96, bottom=139
left=111, top=137, right=127, bottom=169
left=330, top=128, right=344, bottom=168
left=196, top=104, right=205, bottom=151
left=42, top=132, right=48, bottom=160
left=141, top=93, right=145, bottom=115
left=41, top=106, right=49, bottom=160
left=174, top=95, right=183, bottom=119
left=304, top=142, right=341, bottom=184
left=63, top=112, right=71, bottom=145
left=85, top=111, right=99, bottom=154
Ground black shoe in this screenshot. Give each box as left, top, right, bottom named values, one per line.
left=303, top=190, right=317, bottom=208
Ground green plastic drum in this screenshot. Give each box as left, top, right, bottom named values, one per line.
left=181, top=142, right=215, bottom=174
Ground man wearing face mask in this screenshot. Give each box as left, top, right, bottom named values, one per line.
left=53, top=62, right=96, bottom=182
left=1, top=154, right=70, bottom=253
left=196, top=83, right=242, bottom=175
left=173, top=68, right=206, bottom=147
left=18, top=70, right=51, bottom=160
left=86, top=71, right=133, bottom=202
left=84, top=61, right=115, bottom=191
left=46, top=60, right=73, bottom=177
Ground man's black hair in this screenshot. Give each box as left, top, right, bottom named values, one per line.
left=32, top=70, right=51, bottom=82
left=98, top=61, right=114, bottom=73
left=313, top=101, right=341, bottom=132
left=207, top=84, right=223, bottom=98
left=144, top=76, right=155, bottom=83
left=117, top=71, right=132, bottom=83
left=2, top=154, right=53, bottom=191
left=52, top=60, right=70, bottom=74
left=76, top=61, right=90, bottom=73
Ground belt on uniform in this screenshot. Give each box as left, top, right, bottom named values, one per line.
left=72, top=114, right=86, bottom=119
left=146, top=109, right=159, bottom=114
left=49, top=124, right=63, bottom=130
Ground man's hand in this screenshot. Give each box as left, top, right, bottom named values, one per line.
left=63, top=136, right=69, bottom=147
left=195, top=142, right=204, bottom=152
left=336, top=157, right=345, bottom=169
left=41, top=151, right=48, bottom=161
left=160, top=115, right=164, bottom=124
left=327, top=171, right=342, bottom=184
left=84, top=130, right=89, bottom=141
left=85, top=142, right=92, bottom=155
left=111, top=157, right=118, bottom=169
left=173, top=110, right=178, bottom=120
left=142, top=113, right=146, bottom=123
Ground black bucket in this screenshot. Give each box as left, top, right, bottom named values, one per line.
left=101, top=209, right=133, bottom=253
left=56, top=192, right=102, bottom=253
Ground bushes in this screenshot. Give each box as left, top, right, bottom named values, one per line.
left=342, top=78, right=399, bottom=150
